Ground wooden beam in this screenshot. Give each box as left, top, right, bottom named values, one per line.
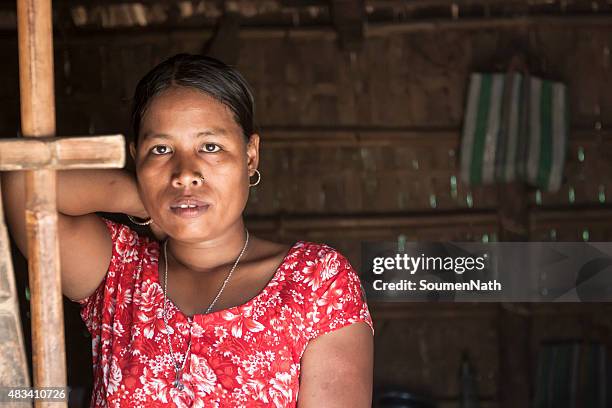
left=246, top=210, right=499, bottom=235
left=262, top=128, right=458, bottom=148
left=0, top=14, right=605, bottom=43
left=365, top=15, right=612, bottom=35
left=530, top=207, right=612, bottom=229
left=0, top=135, right=124, bottom=171
left=2, top=13, right=611, bottom=45
left=257, top=127, right=612, bottom=148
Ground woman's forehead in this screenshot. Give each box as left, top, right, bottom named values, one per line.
left=141, top=90, right=240, bottom=134
left=146, top=87, right=230, bottom=115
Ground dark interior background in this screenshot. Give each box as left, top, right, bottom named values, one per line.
left=2, top=1, right=612, bottom=407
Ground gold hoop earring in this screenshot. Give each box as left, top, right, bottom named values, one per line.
left=128, top=215, right=153, bottom=226
left=249, top=169, right=261, bottom=187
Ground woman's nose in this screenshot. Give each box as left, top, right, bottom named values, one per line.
left=171, top=171, right=204, bottom=188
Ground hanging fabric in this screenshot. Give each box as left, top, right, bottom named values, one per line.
left=460, top=70, right=569, bottom=192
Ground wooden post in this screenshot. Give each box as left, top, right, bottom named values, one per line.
left=16, top=0, right=66, bottom=404
left=0, top=0, right=126, bottom=406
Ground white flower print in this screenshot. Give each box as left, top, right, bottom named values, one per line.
left=191, top=321, right=205, bottom=338
left=112, top=320, right=124, bottom=338
left=301, top=260, right=322, bottom=290
left=316, top=280, right=345, bottom=315
left=144, top=368, right=194, bottom=407
left=188, top=354, right=218, bottom=396
left=320, top=251, right=342, bottom=281
left=116, top=287, right=132, bottom=308
left=213, top=326, right=228, bottom=341
left=136, top=281, right=165, bottom=339
left=268, top=372, right=294, bottom=408
left=220, top=309, right=265, bottom=338
left=107, top=356, right=122, bottom=395
left=243, top=377, right=267, bottom=403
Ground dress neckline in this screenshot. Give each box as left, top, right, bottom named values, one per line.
left=148, top=240, right=302, bottom=321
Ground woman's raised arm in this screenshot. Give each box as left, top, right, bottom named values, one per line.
left=0, top=169, right=146, bottom=301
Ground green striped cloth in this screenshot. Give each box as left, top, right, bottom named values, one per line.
left=460, top=72, right=569, bottom=191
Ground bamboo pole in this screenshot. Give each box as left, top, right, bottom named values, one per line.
left=0, top=135, right=125, bottom=170
left=16, top=0, right=67, bottom=406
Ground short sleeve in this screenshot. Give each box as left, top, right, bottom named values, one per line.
left=75, top=216, right=132, bottom=334
left=306, top=248, right=374, bottom=341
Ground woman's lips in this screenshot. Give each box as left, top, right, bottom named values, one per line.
left=169, top=204, right=210, bottom=218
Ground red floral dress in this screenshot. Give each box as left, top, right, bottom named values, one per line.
left=76, top=217, right=374, bottom=407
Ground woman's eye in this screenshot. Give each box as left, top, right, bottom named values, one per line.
left=151, top=145, right=172, bottom=155
left=202, top=143, right=221, bottom=153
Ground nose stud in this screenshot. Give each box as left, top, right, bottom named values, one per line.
left=172, top=173, right=205, bottom=187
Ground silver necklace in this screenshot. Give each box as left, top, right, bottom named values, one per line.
left=161, top=228, right=250, bottom=390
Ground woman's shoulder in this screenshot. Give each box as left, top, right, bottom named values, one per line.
left=291, top=240, right=341, bottom=258
left=287, top=240, right=374, bottom=339
left=97, top=215, right=157, bottom=264
left=286, top=240, right=342, bottom=267
left=75, top=216, right=155, bottom=320
left=285, top=240, right=359, bottom=290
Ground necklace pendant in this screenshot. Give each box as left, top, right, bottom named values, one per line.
left=173, top=374, right=184, bottom=390
left=173, top=378, right=184, bottom=390
left=174, top=368, right=184, bottom=390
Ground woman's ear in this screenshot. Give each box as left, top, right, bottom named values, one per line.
left=246, top=133, right=260, bottom=170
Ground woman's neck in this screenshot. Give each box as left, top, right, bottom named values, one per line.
left=164, top=221, right=250, bottom=274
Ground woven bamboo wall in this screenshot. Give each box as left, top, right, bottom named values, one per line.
left=1, top=3, right=612, bottom=407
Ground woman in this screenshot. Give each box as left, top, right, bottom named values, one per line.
left=2, top=53, right=374, bottom=407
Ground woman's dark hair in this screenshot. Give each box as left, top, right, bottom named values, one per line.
left=130, top=53, right=255, bottom=146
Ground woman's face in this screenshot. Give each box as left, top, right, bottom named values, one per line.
left=129, top=86, right=259, bottom=242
